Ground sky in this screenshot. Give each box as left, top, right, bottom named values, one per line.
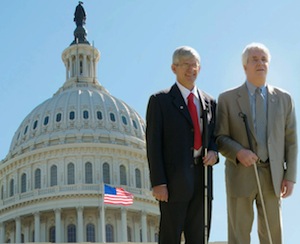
left=0, top=0, right=299, bottom=243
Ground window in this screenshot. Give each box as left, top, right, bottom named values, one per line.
left=56, top=113, right=62, bottom=122
left=68, top=163, right=75, bottom=184
left=103, top=163, right=110, bottom=184
left=1, top=185, right=3, bottom=200
left=21, top=173, right=27, bottom=193
left=69, top=111, right=75, bottom=120
left=120, top=165, right=127, bottom=185
left=110, top=113, right=116, bottom=122
left=67, top=224, right=76, bottom=242
left=35, top=169, right=41, bottom=189
left=122, top=116, right=127, bottom=125
left=33, top=120, right=38, bottom=130
left=50, top=165, right=57, bottom=186
left=127, top=226, right=132, bottom=242
left=24, top=125, right=28, bottom=135
left=86, top=224, right=95, bottom=242
left=83, top=110, right=89, bottom=119
left=96, top=111, right=102, bottom=120
left=135, top=168, right=142, bottom=188
left=106, top=224, right=114, bottom=242
left=132, top=120, right=138, bottom=129
left=9, top=179, right=14, bottom=196
left=85, top=162, right=93, bottom=184
left=44, top=116, right=49, bottom=125
left=49, top=226, right=55, bottom=243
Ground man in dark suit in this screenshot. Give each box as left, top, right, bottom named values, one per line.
left=146, top=46, right=218, bottom=244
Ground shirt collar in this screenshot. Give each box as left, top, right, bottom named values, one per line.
left=176, top=81, right=199, bottom=101
left=246, top=80, right=267, bottom=96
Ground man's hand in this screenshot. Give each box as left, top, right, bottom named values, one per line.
left=281, top=180, right=294, bottom=198
left=236, top=149, right=258, bottom=167
left=152, top=185, right=168, bottom=202
left=203, top=150, right=218, bottom=166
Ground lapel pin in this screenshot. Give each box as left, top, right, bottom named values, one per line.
left=180, top=106, right=184, bottom=109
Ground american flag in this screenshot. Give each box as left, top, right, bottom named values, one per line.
left=103, top=184, right=134, bottom=206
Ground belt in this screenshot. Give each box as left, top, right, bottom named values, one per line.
left=257, top=158, right=269, bottom=165
left=194, top=156, right=201, bottom=165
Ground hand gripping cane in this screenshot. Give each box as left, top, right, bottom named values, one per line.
left=239, top=112, right=273, bottom=244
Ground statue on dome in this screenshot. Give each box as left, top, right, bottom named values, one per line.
left=74, top=1, right=86, bottom=27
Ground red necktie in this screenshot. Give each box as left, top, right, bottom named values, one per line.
left=187, top=93, right=202, bottom=150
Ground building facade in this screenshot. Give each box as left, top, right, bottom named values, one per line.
left=0, top=3, right=159, bottom=243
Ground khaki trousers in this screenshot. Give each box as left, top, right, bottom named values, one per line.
left=227, top=164, right=282, bottom=244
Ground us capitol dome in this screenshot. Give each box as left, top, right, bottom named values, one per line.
left=0, top=2, right=159, bottom=243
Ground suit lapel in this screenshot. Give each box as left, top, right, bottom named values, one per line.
left=170, top=84, right=193, bottom=125
left=267, top=85, right=278, bottom=139
left=236, top=83, right=256, bottom=140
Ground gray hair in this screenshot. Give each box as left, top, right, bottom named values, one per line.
left=242, top=42, right=271, bottom=66
left=172, top=46, right=201, bottom=65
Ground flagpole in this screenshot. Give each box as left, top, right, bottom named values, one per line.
left=102, top=183, right=106, bottom=243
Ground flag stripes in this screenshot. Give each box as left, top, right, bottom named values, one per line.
left=103, top=184, right=134, bottom=206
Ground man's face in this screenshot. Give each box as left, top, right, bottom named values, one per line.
left=244, top=48, right=269, bottom=84
left=171, top=56, right=200, bottom=90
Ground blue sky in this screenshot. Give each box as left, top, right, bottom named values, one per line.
left=0, top=1, right=299, bottom=243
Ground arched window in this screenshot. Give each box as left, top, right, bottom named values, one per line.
left=21, top=173, right=27, bottom=193
left=86, top=223, right=95, bottom=242
left=132, top=120, right=138, bottom=129
left=68, top=163, right=75, bottom=184
left=33, top=120, right=38, bottom=130
left=1, top=185, right=3, bottom=200
left=50, top=165, right=57, bottom=186
left=24, top=125, right=28, bottom=135
left=106, top=224, right=114, bottom=242
left=35, top=168, right=41, bottom=189
left=103, top=163, right=110, bottom=184
left=83, top=110, right=89, bottom=119
left=67, top=224, right=76, bottom=242
left=56, top=113, right=62, bottom=122
left=120, top=165, right=127, bottom=185
left=122, top=116, right=127, bottom=125
left=49, top=226, right=55, bottom=243
left=135, top=168, right=142, bottom=188
left=85, top=162, right=93, bottom=184
left=110, top=113, right=116, bottom=122
left=96, top=111, right=102, bottom=120
left=69, top=111, right=75, bottom=120
left=127, top=226, right=132, bottom=242
left=44, top=116, right=49, bottom=125
left=9, top=179, right=14, bottom=196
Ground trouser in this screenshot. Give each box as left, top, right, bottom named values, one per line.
left=227, top=164, right=282, bottom=244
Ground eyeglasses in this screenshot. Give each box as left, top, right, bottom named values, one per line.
left=175, top=62, right=199, bottom=69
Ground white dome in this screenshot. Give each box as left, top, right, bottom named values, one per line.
left=8, top=82, right=146, bottom=159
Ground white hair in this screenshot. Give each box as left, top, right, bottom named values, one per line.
left=242, top=42, right=271, bottom=66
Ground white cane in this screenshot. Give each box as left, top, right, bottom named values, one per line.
left=204, top=148, right=209, bottom=244
left=239, top=112, right=273, bottom=244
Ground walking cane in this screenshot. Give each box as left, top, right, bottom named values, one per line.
left=239, top=112, right=273, bottom=244
left=203, top=108, right=209, bottom=244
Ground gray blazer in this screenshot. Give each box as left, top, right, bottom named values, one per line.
left=215, top=82, right=297, bottom=197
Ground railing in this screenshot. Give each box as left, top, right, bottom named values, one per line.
left=0, top=184, right=154, bottom=209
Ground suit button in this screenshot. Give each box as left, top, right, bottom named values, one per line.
left=190, top=147, right=194, bottom=151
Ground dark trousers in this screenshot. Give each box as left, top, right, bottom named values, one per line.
left=158, top=165, right=212, bottom=244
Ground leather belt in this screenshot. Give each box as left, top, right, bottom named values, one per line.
left=257, top=158, right=269, bottom=165
left=194, top=156, right=201, bottom=165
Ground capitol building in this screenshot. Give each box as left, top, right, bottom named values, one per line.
left=0, top=3, right=159, bottom=243
left=0, top=3, right=227, bottom=244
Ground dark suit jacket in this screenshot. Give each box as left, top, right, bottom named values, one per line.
left=146, top=83, right=217, bottom=202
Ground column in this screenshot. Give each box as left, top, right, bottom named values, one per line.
left=141, top=211, right=147, bottom=242
left=34, top=212, right=40, bottom=242
left=24, top=224, right=30, bottom=242
left=15, top=217, right=21, bottom=243
left=55, top=208, right=62, bottom=243
left=77, top=207, right=84, bottom=242
left=99, top=206, right=105, bottom=242
left=121, top=208, right=127, bottom=242
left=0, top=222, right=5, bottom=243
